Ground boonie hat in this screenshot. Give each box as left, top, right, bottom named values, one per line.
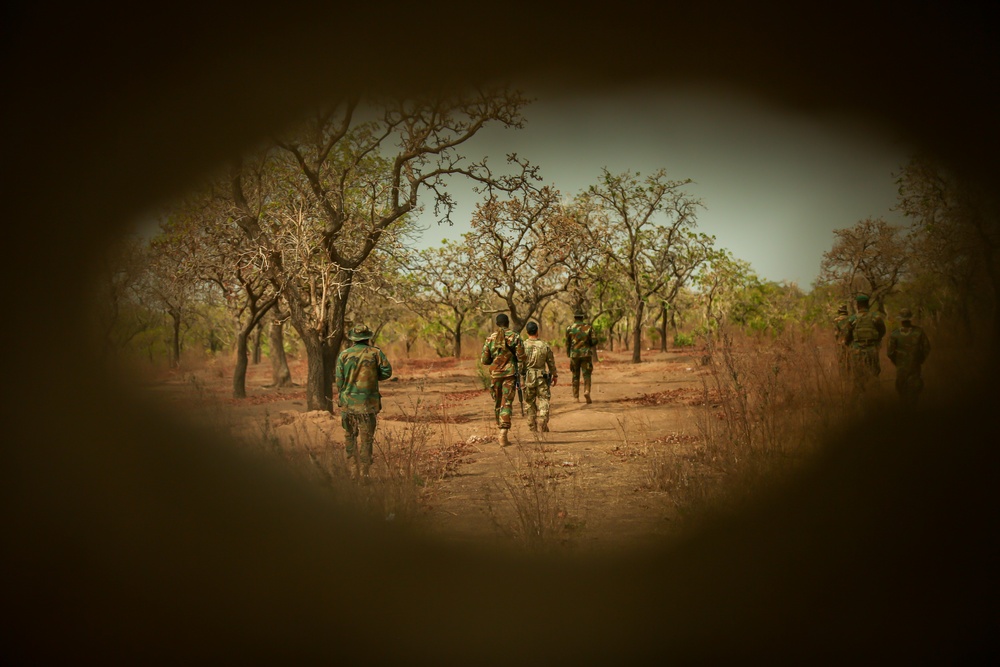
left=348, top=324, right=374, bottom=341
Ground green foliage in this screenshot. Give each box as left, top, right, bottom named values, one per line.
left=673, top=331, right=696, bottom=347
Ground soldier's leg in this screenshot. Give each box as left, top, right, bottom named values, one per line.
left=570, top=358, right=581, bottom=400
left=498, top=377, right=514, bottom=446
left=523, top=383, right=538, bottom=431
left=357, top=413, right=377, bottom=479
left=537, top=383, right=551, bottom=431
left=582, top=358, right=593, bottom=403
left=341, top=412, right=360, bottom=478
left=491, top=380, right=503, bottom=427
left=900, top=370, right=924, bottom=408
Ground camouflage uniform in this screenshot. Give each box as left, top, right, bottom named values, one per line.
left=522, top=335, right=558, bottom=432
left=565, top=316, right=595, bottom=403
left=887, top=309, right=931, bottom=408
left=844, top=296, right=886, bottom=394
left=480, top=324, right=527, bottom=445
left=335, top=325, right=392, bottom=478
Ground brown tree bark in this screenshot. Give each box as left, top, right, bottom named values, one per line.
left=268, top=318, right=293, bottom=388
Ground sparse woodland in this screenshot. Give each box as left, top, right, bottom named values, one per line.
left=91, top=92, right=998, bottom=549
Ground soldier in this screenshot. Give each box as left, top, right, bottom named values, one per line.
left=844, top=293, right=886, bottom=395
left=335, top=323, right=393, bottom=481
left=887, top=307, right=931, bottom=408
left=480, top=313, right=527, bottom=447
left=833, top=303, right=851, bottom=374
left=521, top=321, right=558, bottom=432
left=565, top=311, right=595, bottom=403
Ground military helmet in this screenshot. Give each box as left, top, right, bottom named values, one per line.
left=855, top=292, right=870, bottom=303
left=347, top=324, right=374, bottom=341
left=899, top=308, right=914, bottom=321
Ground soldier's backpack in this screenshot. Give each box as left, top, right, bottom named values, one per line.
left=853, top=311, right=880, bottom=345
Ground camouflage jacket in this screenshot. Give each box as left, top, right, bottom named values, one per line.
left=846, top=310, right=886, bottom=349
left=522, top=337, right=557, bottom=388
left=335, top=342, right=393, bottom=414
left=887, top=326, right=931, bottom=372
left=480, top=328, right=527, bottom=379
left=565, top=321, right=595, bottom=359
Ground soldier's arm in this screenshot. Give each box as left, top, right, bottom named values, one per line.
left=377, top=349, right=393, bottom=381
left=335, top=354, right=346, bottom=390
left=480, top=338, right=493, bottom=366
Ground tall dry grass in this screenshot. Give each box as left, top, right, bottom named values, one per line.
left=483, top=436, right=586, bottom=552
left=656, top=327, right=872, bottom=518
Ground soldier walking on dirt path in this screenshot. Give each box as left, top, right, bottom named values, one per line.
left=565, top=311, right=595, bottom=403
left=844, top=293, right=886, bottom=399
left=887, top=307, right=931, bottom=409
left=335, top=324, right=393, bottom=481
left=521, top=321, right=558, bottom=433
left=480, top=313, right=527, bottom=447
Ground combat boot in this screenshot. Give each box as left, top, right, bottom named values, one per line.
left=498, top=428, right=511, bottom=447
left=584, top=379, right=592, bottom=403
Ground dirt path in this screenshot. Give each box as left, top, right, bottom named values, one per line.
left=141, top=348, right=713, bottom=551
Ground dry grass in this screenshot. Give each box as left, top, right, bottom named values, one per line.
left=483, top=436, right=586, bottom=553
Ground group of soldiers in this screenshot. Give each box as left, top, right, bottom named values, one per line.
left=332, top=311, right=599, bottom=480
left=834, top=292, right=932, bottom=408
left=479, top=311, right=596, bottom=447
left=333, top=294, right=933, bottom=480
left=333, top=294, right=931, bottom=478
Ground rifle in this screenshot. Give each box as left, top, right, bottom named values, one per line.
left=506, top=339, right=525, bottom=416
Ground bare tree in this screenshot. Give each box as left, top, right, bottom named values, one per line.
left=231, top=89, right=532, bottom=411
left=895, top=153, right=1000, bottom=339
left=467, top=183, right=578, bottom=332
left=397, top=238, right=485, bottom=357
left=581, top=168, right=704, bottom=363
left=818, top=217, right=909, bottom=313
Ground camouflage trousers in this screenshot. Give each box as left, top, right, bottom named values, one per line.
left=341, top=411, right=378, bottom=465
left=523, top=381, right=551, bottom=430
left=490, top=376, right=517, bottom=429
left=569, top=356, right=593, bottom=398
left=849, top=346, right=881, bottom=394
left=895, top=367, right=924, bottom=407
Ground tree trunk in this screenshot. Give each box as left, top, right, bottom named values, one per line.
left=252, top=324, right=262, bottom=364
left=659, top=303, right=668, bottom=353
left=269, top=319, right=293, bottom=388
left=453, top=313, right=464, bottom=358
left=169, top=309, right=181, bottom=368
left=233, top=330, right=249, bottom=399
left=300, top=330, right=332, bottom=412
left=631, top=301, right=644, bottom=363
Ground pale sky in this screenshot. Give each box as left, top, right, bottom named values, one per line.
left=411, top=83, right=916, bottom=289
